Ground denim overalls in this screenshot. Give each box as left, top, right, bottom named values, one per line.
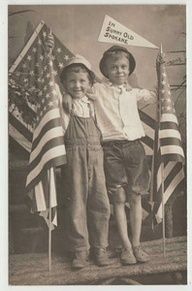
left=62, top=112, right=110, bottom=252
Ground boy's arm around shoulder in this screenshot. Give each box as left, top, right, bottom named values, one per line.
left=55, top=83, right=70, bottom=131
left=61, top=87, right=73, bottom=114
left=85, top=81, right=104, bottom=100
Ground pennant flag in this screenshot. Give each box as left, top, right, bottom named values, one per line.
left=98, top=15, right=158, bottom=49
left=9, top=21, right=74, bottom=228
left=150, top=47, right=185, bottom=224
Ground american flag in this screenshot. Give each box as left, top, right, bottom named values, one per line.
left=149, top=48, right=185, bottom=224
left=9, top=21, right=74, bottom=227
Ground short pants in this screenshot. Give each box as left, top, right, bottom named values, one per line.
left=103, top=139, right=150, bottom=201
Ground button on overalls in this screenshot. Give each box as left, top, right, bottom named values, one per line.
left=62, top=112, right=110, bottom=252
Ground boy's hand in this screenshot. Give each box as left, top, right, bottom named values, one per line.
left=86, top=88, right=96, bottom=101
left=62, top=93, right=73, bottom=114
left=45, top=32, right=55, bottom=53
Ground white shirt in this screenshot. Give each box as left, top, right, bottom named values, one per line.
left=93, top=82, right=155, bottom=141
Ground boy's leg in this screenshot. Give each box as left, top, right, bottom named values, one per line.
left=87, top=148, right=111, bottom=266
left=129, top=192, right=142, bottom=247
left=62, top=147, right=90, bottom=269
left=113, top=187, right=137, bottom=265
left=129, top=192, right=150, bottom=262
left=113, top=187, right=132, bottom=250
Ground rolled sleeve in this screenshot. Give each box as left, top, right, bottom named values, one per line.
left=136, top=88, right=157, bottom=103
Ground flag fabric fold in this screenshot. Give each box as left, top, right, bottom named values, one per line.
left=9, top=21, right=74, bottom=227
left=150, top=48, right=185, bottom=224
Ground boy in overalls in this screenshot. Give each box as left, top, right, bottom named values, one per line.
left=59, top=56, right=111, bottom=269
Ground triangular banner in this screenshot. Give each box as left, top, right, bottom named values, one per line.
left=98, top=15, right=158, bottom=49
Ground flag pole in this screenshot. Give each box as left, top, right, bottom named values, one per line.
left=160, top=43, right=166, bottom=257
left=47, top=32, right=53, bottom=272
left=48, top=168, right=52, bottom=271
left=161, top=161, right=166, bottom=257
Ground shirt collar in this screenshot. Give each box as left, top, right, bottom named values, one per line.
left=107, top=81, right=132, bottom=92
left=73, top=96, right=90, bottom=104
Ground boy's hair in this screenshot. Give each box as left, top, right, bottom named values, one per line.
left=60, top=63, right=95, bottom=86
left=99, top=45, right=136, bottom=78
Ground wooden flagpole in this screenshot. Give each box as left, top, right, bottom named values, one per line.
left=48, top=168, right=52, bottom=271
left=47, top=30, right=54, bottom=272
left=160, top=43, right=166, bottom=257
left=161, top=162, right=166, bottom=257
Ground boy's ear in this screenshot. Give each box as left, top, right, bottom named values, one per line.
left=60, top=82, right=67, bottom=94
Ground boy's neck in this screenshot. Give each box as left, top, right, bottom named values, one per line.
left=72, top=95, right=89, bottom=102
left=111, top=81, right=132, bottom=89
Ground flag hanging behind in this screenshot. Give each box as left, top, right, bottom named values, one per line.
left=98, top=15, right=158, bottom=49
left=9, top=21, right=73, bottom=227
left=151, top=48, right=185, bottom=224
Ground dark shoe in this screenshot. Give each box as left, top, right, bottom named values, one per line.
left=72, top=250, right=88, bottom=269
left=93, top=248, right=112, bottom=267
left=120, top=248, right=137, bottom=265
left=133, top=245, right=150, bottom=263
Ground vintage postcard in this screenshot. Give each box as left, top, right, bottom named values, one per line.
left=1, top=1, right=191, bottom=289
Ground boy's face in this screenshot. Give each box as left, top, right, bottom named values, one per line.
left=105, top=55, right=130, bottom=86
left=65, top=70, right=91, bottom=99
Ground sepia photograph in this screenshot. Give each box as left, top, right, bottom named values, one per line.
left=6, top=2, right=188, bottom=286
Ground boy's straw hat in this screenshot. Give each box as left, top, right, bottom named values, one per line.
left=62, top=54, right=92, bottom=72
left=99, top=45, right=136, bottom=78
left=60, top=54, right=95, bottom=84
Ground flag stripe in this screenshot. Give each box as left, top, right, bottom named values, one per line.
left=26, top=145, right=66, bottom=186
left=160, top=137, right=183, bottom=147
left=142, top=122, right=155, bottom=140
left=160, top=122, right=180, bottom=131
left=33, top=108, right=61, bottom=141
left=161, top=154, right=185, bottom=163
left=9, top=104, right=34, bottom=132
left=9, top=136, right=30, bottom=159
left=141, top=135, right=154, bottom=150
left=164, top=163, right=183, bottom=191
left=28, top=136, right=65, bottom=171
left=9, top=112, right=33, bottom=142
left=141, top=142, right=153, bottom=155
left=9, top=21, right=44, bottom=73
left=30, top=127, right=64, bottom=162
left=34, top=181, right=47, bottom=211
left=32, top=118, right=62, bottom=151
left=164, top=161, right=176, bottom=179
left=26, top=153, right=67, bottom=191
left=159, top=129, right=181, bottom=139
left=154, top=163, right=184, bottom=218
left=161, top=113, right=178, bottom=124
left=139, top=109, right=156, bottom=129
left=155, top=169, right=184, bottom=221
left=9, top=123, right=31, bottom=153
left=161, top=145, right=184, bottom=157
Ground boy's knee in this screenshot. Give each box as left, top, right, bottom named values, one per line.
left=112, top=187, right=126, bottom=204
left=129, top=192, right=141, bottom=206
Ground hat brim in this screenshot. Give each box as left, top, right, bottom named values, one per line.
left=60, top=62, right=95, bottom=85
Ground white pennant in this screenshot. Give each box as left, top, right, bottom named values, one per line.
left=98, top=15, right=158, bottom=49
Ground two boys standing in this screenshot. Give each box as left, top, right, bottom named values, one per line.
left=49, top=37, right=155, bottom=269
